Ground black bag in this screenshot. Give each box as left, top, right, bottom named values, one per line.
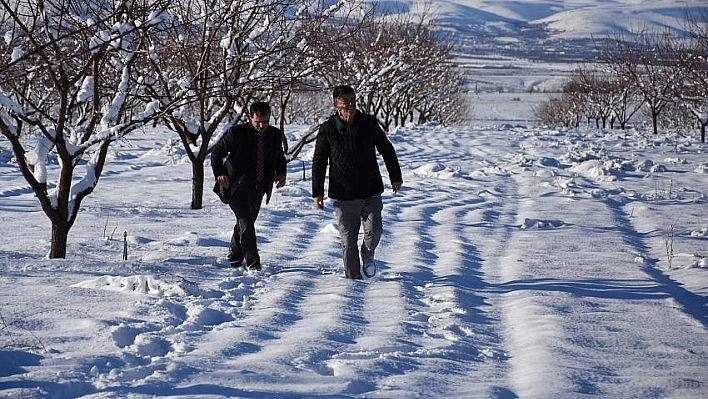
left=213, top=182, right=230, bottom=204
left=213, top=159, right=238, bottom=203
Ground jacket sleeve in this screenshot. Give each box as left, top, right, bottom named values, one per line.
left=274, top=129, right=287, bottom=178
left=211, top=130, right=233, bottom=179
left=311, top=123, right=331, bottom=198
left=372, top=120, right=403, bottom=184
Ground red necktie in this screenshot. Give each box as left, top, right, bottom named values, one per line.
left=256, top=133, right=265, bottom=184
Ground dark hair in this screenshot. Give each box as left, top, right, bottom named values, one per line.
left=250, top=101, right=271, bottom=116
left=332, top=85, right=356, bottom=101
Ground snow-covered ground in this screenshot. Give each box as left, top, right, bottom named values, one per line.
left=1, top=109, right=707, bottom=398
left=2, top=1, right=708, bottom=397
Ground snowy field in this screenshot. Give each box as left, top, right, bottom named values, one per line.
left=3, top=0, right=708, bottom=398
left=1, top=101, right=707, bottom=398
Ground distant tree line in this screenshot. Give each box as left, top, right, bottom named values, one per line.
left=0, top=0, right=467, bottom=258
left=534, top=9, right=708, bottom=143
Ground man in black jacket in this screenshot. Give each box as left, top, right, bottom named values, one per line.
left=312, top=85, right=403, bottom=279
left=212, top=102, right=287, bottom=270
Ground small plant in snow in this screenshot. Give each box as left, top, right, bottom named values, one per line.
left=647, top=178, right=677, bottom=201
left=665, top=222, right=676, bottom=269
left=0, top=310, right=47, bottom=351
left=103, top=215, right=119, bottom=241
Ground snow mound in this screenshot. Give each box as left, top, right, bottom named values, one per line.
left=537, top=157, right=562, bottom=167
left=691, top=257, right=707, bottom=269
left=695, top=162, right=708, bottom=173
left=690, top=228, right=708, bottom=237
left=413, top=162, right=461, bottom=178
left=73, top=274, right=200, bottom=297
left=130, top=334, right=173, bottom=357
left=635, top=159, right=667, bottom=173
left=320, top=222, right=339, bottom=235
left=569, top=159, right=622, bottom=181
left=534, top=169, right=556, bottom=178
left=183, top=303, right=235, bottom=331
left=520, top=218, right=564, bottom=229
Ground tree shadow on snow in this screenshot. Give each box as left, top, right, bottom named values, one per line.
left=602, top=196, right=708, bottom=329
left=0, top=350, right=42, bottom=378
left=105, top=383, right=363, bottom=399
left=490, top=276, right=708, bottom=329
left=491, top=277, right=671, bottom=301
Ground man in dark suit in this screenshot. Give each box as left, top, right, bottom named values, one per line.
left=212, top=102, right=287, bottom=270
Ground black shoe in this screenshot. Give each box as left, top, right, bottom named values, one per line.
left=228, top=251, right=243, bottom=268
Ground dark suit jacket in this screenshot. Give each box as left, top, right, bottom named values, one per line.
left=211, top=122, right=286, bottom=204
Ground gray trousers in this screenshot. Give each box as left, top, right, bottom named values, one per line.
left=333, top=194, right=383, bottom=278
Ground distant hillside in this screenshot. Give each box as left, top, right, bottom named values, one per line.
left=377, top=0, right=707, bottom=62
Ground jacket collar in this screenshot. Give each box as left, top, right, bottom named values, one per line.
left=333, top=113, right=357, bottom=131
left=249, top=123, right=268, bottom=137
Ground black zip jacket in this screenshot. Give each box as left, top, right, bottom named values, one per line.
left=312, top=112, right=402, bottom=200
left=211, top=122, right=286, bottom=204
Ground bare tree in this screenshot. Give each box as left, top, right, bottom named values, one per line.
left=269, top=1, right=371, bottom=145
left=607, top=71, right=643, bottom=130
left=141, top=0, right=363, bottom=209
left=575, top=65, right=614, bottom=128
left=315, top=4, right=467, bottom=130
left=533, top=79, right=584, bottom=128
left=572, top=64, right=641, bottom=130
left=276, top=0, right=375, bottom=162
left=140, top=0, right=255, bottom=210
left=382, top=10, right=468, bottom=128
left=0, top=0, right=169, bottom=258
left=600, top=29, right=682, bottom=135
left=670, top=9, right=708, bottom=142
left=415, top=64, right=469, bottom=126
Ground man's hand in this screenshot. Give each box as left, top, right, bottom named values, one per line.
left=217, top=174, right=229, bottom=189
left=313, top=196, right=324, bottom=210
left=275, top=173, right=286, bottom=189
left=392, top=181, right=403, bottom=193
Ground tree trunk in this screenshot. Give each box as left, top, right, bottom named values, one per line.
left=191, top=160, right=205, bottom=210
left=651, top=107, right=659, bottom=135
left=50, top=219, right=70, bottom=259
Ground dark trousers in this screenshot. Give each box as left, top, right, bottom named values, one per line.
left=228, top=188, right=264, bottom=268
